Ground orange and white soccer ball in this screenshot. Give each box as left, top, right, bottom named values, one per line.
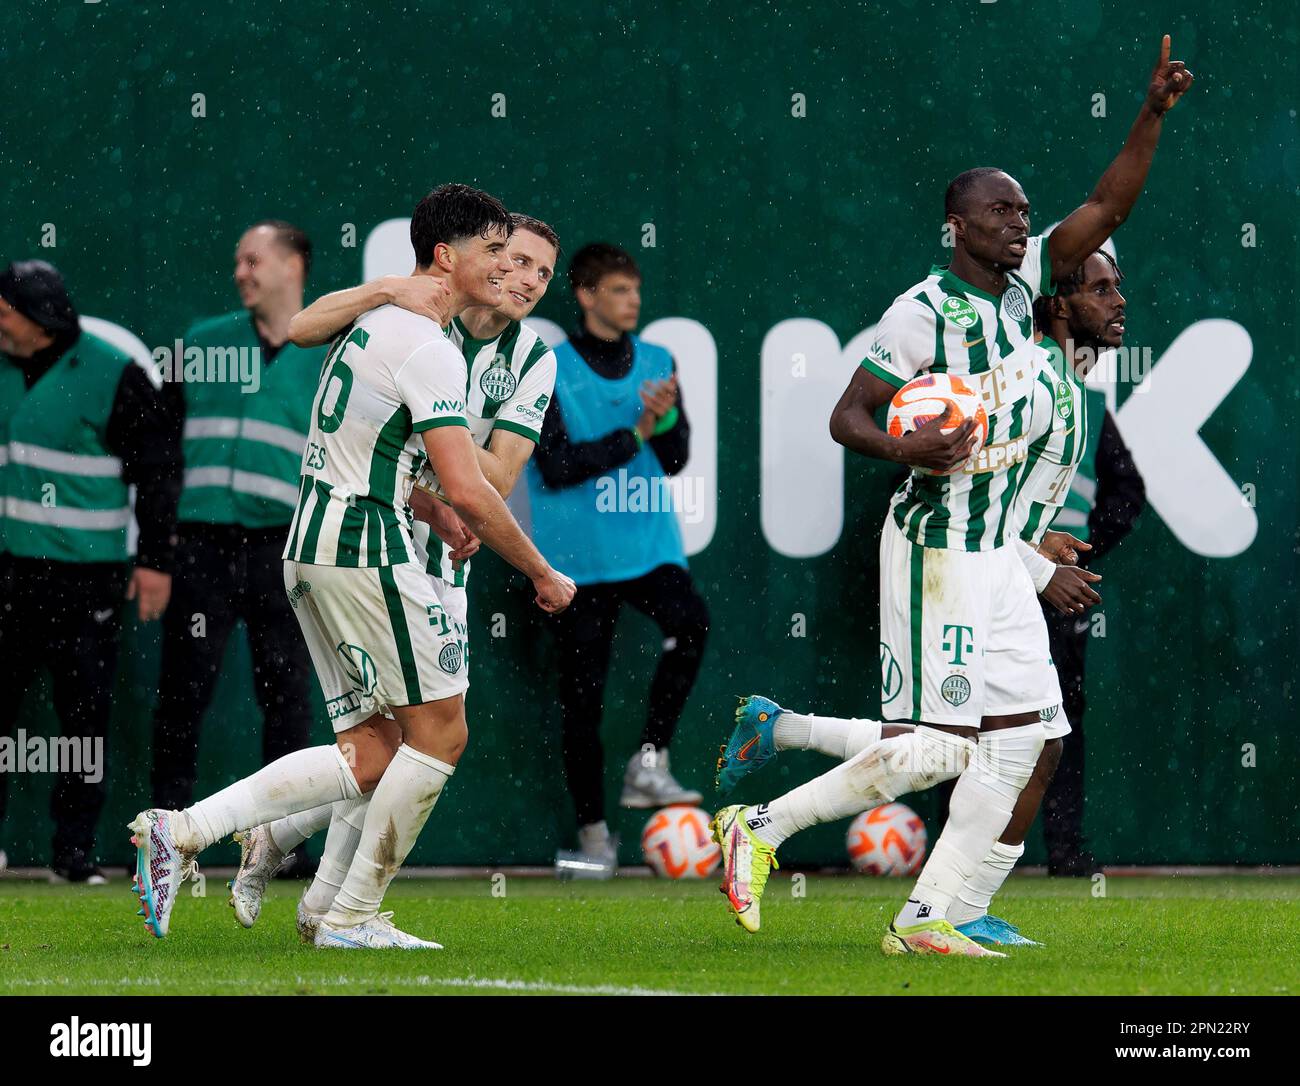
left=885, top=373, right=989, bottom=474
left=641, top=806, right=721, bottom=879
left=846, top=803, right=927, bottom=876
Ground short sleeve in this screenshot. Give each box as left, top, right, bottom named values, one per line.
left=395, top=339, right=470, bottom=432
left=1018, top=234, right=1054, bottom=301
left=493, top=348, right=556, bottom=443
left=859, top=299, right=935, bottom=388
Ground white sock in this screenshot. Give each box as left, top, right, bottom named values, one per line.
left=773, top=712, right=885, bottom=759
left=324, top=745, right=454, bottom=926
left=267, top=802, right=335, bottom=855
left=302, top=796, right=370, bottom=915
left=179, top=745, right=360, bottom=852
left=747, top=727, right=973, bottom=848
left=947, top=840, right=1026, bottom=926
left=895, top=723, right=1044, bottom=926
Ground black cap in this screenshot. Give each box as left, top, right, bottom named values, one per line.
left=0, top=260, right=79, bottom=335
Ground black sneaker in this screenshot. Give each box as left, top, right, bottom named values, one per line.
left=50, top=858, right=109, bottom=885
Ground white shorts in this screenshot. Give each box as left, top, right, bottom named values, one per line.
left=878, top=519, right=1061, bottom=728
left=284, top=559, right=470, bottom=734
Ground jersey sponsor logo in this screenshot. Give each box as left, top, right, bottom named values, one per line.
left=880, top=642, right=902, bottom=704
left=429, top=399, right=464, bottom=413
left=1055, top=381, right=1073, bottom=420
left=1040, top=704, right=1059, bottom=722
left=941, top=624, right=974, bottom=666
left=438, top=641, right=463, bottom=674
left=960, top=435, right=1029, bottom=474
left=533, top=393, right=550, bottom=411
left=1003, top=286, right=1028, bottom=322
left=336, top=642, right=378, bottom=697
left=514, top=404, right=542, bottom=422
left=961, top=336, right=985, bottom=348
left=940, top=674, right=971, bottom=707
left=325, top=690, right=364, bottom=721
left=479, top=355, right=517, bottom=402
left=869, top=341, right=892, bottom=365
left=939, top=297, right=978, bottom=329
left=287, top=579, right=312, bottom=608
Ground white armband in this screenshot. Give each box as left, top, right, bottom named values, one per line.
left=1015, top=537, right=1056, bottom=594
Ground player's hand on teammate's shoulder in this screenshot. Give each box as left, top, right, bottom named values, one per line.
left=385, top=274, right=453, bottom=326
left=533, top=567, right=576, bottom=614
left=1038, top=530, right=1091, bottom=566
left=1041, top=565, right=1103, bottom=616
left=1146, top=34, right=1194, bottom=115
left=891, top=403, right=979, bottom=473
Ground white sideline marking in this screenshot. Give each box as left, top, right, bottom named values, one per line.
left=2, top=974, right=716, bottom=997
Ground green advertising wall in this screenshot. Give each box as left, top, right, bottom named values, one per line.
left=2, top=0, right=1296, bottom=869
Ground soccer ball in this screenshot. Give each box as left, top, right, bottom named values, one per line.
left=641, top=806, right=721, bottom=879
left=885, top=372, right=988, bottom=474
left=846, top=803, right=927, bottom=876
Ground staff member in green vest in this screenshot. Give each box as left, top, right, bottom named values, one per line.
left=0, top=259, right=180, bottom=883
left=150, top=222, right=327, bottom=858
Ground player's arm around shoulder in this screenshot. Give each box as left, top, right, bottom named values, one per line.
left=288, top=276, right=452, bottom=347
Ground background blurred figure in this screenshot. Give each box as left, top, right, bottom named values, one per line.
left=528, top=243, right=710, bottom=875
left=0, top=260, right=180, bottom=882
left=149, top=222, right=326, bottom=874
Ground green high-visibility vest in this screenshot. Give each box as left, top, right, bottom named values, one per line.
left=1, top=333, right=135, bottom=563
left=1053, top=386, right=1106, bottom=542
left=176, top=312, right=326, bottom=528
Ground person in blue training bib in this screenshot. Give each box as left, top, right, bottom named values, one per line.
left=526, top=243, right=710, bottom=874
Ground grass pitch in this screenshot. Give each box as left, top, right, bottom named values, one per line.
left=1, top=873, right=1294, bottom=996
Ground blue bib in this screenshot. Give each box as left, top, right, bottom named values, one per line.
left=526, top=335, right=687, bottom=585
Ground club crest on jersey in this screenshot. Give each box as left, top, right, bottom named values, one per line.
left=1003, top=285, right=1028, bottom=322
left=336, top=642, right=378, bottom=697
left=940, top=297, right=978, bottom=329
left=479, top=354, right=517, bottom=402
left=438, top=642, right=464, bottom=674
left=1055, top=381, right=1073, bottom=420
left=1040, top=705, right=1059, bottom=722
left=941, top=674, right=971, bottom=707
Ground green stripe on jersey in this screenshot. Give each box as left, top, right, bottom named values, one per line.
left=299, top=478, right=334, bottom=562
left=909, top=542, right=925, bottom=721
left=378, top=564, right=423, bottom=704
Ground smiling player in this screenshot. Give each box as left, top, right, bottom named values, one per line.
left=130, top=187, right=575, bottom=949
left=227, top=214, right=564, bottom=942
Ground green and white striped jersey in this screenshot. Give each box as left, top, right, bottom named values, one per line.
left=1013, top=336, right=1091, bottom=547
left=283, top=304, right=469, bottom=568
left=861, top=234, right=1054, bottom=551
left=415, top=316, right=556, bottom=584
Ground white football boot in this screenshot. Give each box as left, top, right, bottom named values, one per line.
left=296, top=892, right=326, bottom=944
left=620, top=748, right=703, bottom=809
left=227, top=825, right=286, bottom=928
left=129, top=810, right=199, bottom=938
left=314, top=911, right=443, bottom=949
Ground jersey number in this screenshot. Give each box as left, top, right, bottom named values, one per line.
left=316, top=327, right=370, bottom=434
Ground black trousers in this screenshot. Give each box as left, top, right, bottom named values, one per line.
left=548, top=563, right=709, bottom=826
left=1040, top=602, right=1090, bottom=870
left=150, top=523, right=312, bottom=810
left=0, top=554, right=128, bottom=864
